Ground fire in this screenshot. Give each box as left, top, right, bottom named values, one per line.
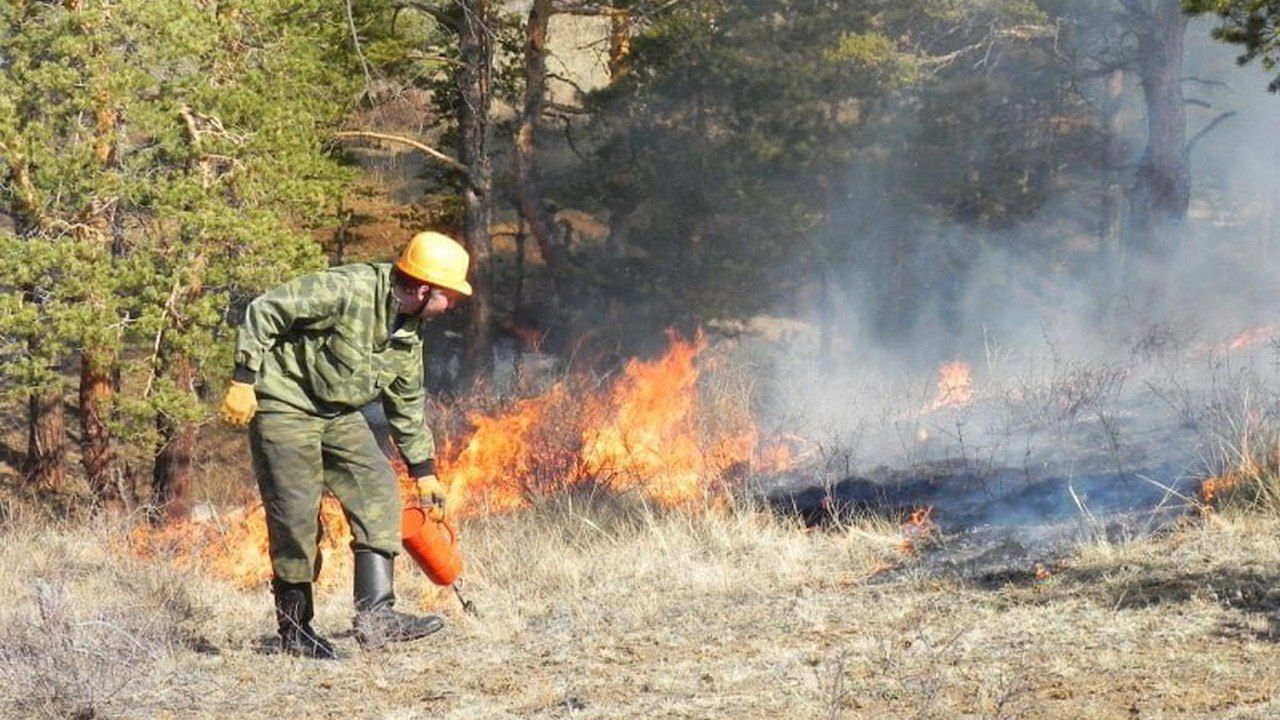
left=582, top=334, right=715, bottom=503
left=898, top=506, right=937, bottom=553
left=757, top=440, right=795, bottom=474
left=441, top=384, right=577, bottom=515
left=926, top=361, right=974, bottom=412
left=443, top=332, right=766, bottom=512
left=1199, top=473, right=1243, bottom=510
left=132, top=333, right=788, bottom=588
left=129, top=497, right=354, bottom=589
left=1225, top=324, right=1279, bottom=352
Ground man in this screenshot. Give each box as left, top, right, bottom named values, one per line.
left=219, top=231, right=471, bottom=659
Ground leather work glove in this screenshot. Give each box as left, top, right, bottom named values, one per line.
left=416, top=474, right=448, bottom=520
left=219, top=381, right=258, bottom=427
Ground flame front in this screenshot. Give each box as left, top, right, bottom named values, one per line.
left=582, top=334, right=710, bottom=503
left=445, top=332, right=762, bottom=512
left=130, top=497, right=354, bottom=589
left=926, top=361, right=974, bottom=412
left=131, top=333, right=787, bottom=586
left=1225, top=325, right=1279, bottom=352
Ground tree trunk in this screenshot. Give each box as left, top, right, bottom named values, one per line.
left=608, top=6, right=631, bottom=79
left=80, top=69, right=123, bottom=509
left=80, top=352, right=122, bottom=509
left=25, top=379, right=67, bottom=492
left=151, top=354, right=195, bottom=523
left=1100, top=69, right=1125, bottom=259
left=458, top=0, right=495, bottom=388
left=516, top=0, right=575, bottom=303
left=1125, top=0, right=1188, bottom=260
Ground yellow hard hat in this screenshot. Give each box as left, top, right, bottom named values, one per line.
left=396, top=231, right=473, bottom=296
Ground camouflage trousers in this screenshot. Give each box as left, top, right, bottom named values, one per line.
left=249, top=407, right=401, bottom=584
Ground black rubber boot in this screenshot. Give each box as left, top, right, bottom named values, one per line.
left=272, top=578, right=338, bottom=660
left=353, top=550, right=444, bottom=648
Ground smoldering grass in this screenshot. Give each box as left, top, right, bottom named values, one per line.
left=1196, top=376, right=1280, bottom=514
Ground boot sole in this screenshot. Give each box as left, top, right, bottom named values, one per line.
left=355, top=617, right=445, bottom=648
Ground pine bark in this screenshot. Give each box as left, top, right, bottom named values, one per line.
left=25, top=379, right=67, bottom=492
left=80, top=75, right=123, bottom=508
left=607, top=6, right=631, bottom=79
left=151, top=354, right=194, bottom=523
left=80, top=354, right=122, bottom=509
left=516, top=0, right=575, bottom=302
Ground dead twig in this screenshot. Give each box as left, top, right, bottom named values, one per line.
left=334, top=130, right=478, bottom=190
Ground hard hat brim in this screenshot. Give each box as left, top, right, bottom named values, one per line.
left=395, top=260, right=473, bottom=297
left=437, top=278, right=473, bottom=297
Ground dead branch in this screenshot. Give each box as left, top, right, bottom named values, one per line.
left=1182, top=76, right=1229, bottom=89
left=392, top=1, right=458, bottom=31
left=545, top=101, right=590, bottom=115
left=553, top=0, right=684, bottom=19
left=547, top=72, right=591, bottom=99
left=178, top=107, right=203, bottom=151
left=1074, top=56, right=1138, bottom=81
left=334, top=130, right=477, bottom=190
left=143, top=276, right=184, bottom=399
left=345, top=0, right=376, bottom=98
left=1183, top=111, right=1237, bottom=160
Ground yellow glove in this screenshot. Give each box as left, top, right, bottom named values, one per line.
left=416, top=474, right=448, bottom=519
left=219, top=381, right=258, bottom=427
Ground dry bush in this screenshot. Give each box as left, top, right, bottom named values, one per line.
left=0, top=517, right=224, bottom=719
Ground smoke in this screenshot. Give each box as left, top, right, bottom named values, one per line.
left=748, top=15, right=1280, bottom=529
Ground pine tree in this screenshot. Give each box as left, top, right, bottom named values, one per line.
left=0, top=0, right=362, bottom=517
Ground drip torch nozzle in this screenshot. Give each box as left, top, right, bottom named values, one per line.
left=453, top=580, right=479, bottom=617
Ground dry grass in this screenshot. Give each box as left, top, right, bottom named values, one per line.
left=4, top=493, right=1280, bottom=719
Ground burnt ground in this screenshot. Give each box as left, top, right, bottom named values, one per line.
left=763, top=458, right=1198, bottom=584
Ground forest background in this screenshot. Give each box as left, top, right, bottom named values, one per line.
left=1, top=0, right=1278, bottom=519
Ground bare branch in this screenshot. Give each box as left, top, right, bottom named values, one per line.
left=1184, top=111, right=1237, bottom=160
left=178, top=107, right=203, bottom=151
left=392, top=1, right=458, bottom=30
left=345, top=0, right=377, bottom=99
left=547, top=72, right=591, bottom=99
left=545, top=101, right=590, bottom=115
left=1182, top=76, right=1229, bottom=89
left=552, top=0, right=685, bottom=19
left=334, top=130, right=477, bottom=189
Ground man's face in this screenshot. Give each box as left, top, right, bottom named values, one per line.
left=394, top=279, right=460, bottom=318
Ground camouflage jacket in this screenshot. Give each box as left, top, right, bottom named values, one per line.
left=233, top=263, right=435, bottom=474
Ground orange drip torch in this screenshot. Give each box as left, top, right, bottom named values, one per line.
left=401, top=506, right=477, bottom=615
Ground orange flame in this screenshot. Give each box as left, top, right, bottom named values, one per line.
left=129, top=497, right=355, bottom=589
left=442, top=332, right=772, bottom=514
left=582, top=334, right=713, bottom=503
left=898, top=506, right=937, bottom=553
left=926, top=361, right=974, bottom=412
left=1199, top=473, right=1243, bottom=511
left=441, top=383, right=577, bottom=515
left=1225, top=325, right=1279, bottom=352
left=132, top=333, right=791, bottom=588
